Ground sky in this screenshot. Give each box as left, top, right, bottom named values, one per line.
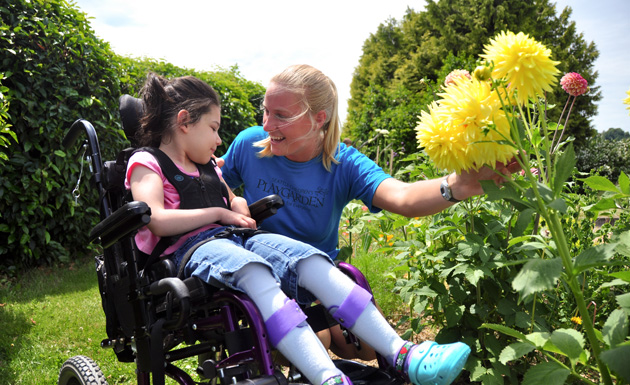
left=72, top=0, right=630, bottom=133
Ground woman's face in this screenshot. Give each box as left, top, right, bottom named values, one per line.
left=262, top=82, right=325, bottom=162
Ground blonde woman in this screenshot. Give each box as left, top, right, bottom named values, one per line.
left=220, top=64, right=518, bottom=384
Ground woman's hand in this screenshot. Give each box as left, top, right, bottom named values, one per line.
left=214, top=155, right=225, bottom=168
left=451, top=158, right=522, bottom=199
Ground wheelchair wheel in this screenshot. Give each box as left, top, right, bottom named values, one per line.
left=58, top=355, right=109, bottom=385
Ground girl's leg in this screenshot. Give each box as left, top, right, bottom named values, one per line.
left=297, top=255, right=470, bottom=385
left=186, top=237, right=350, bottom=384
left=296, top=255, right=405, bottom=362
left=233, top=262, right=346, bottom=385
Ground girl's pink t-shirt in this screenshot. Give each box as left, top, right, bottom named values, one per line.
left=125, top=151, right=222, bottom=256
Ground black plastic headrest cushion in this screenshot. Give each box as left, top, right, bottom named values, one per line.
left=119, top=94, right=144, bottom=144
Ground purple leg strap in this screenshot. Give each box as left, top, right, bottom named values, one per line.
left=264, top=299, right=307, bottom=347
left=329, top=285, right=373, bottom=329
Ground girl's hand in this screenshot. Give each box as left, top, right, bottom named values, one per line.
left=220, top=208, right=257, bottom=229
left=230, top=197, right=251, bottom=217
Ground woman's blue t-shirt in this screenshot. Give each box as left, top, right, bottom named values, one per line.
left=221, top=126, right=391, bottom=259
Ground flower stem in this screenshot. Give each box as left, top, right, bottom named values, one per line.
left=546, top=212, right=613, bottom=385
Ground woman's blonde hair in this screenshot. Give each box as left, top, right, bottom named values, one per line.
left=255, top=64, right=341, bottom=171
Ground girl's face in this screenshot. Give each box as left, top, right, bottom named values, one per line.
left=183, top=105, right=222, bottom=165
left=262, top=82, right=325, bottom=162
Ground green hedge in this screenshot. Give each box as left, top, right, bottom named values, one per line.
left=0, top=0, right=264, bottom=271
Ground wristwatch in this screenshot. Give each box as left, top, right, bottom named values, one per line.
left=440, top=176, right=460, bottom=203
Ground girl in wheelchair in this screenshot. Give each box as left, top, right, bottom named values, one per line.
left=125, top=73, right=470, bottom=385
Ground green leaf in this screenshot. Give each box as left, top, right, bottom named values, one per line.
left=444, top=304, right=465, bottom=327
left=481, top=180, right=521, bottom=202
left=463, top=267, right=484, bottom=286
left=521, top=361, right=570, bottom=385
left=619, top=172, right=630, bottom=195
left=617, top=293, right=630, bottom=316
left=480, top=373, right=503, bottom=385
left=603, top=309, right=629, bottom=348
left=513, top=208, right=536, bottom=237
left=573, top=243, right=618, bottom=273
left=547, top=198, right=567, bottom=213
left=600, top=344, right=630, bottom=382
left=585, top=198, right=618, bottom=213
left=512, top=258, right=563, bottom=298
left=499, top=342, right=535, bottom=364
left=610, top=271, right=630, bottom=283
left=553, top=144, right=575, bottom=196
left=415, top=286, right=438, bottom=298
left=583, top=175, right=620, bottom=193
left=549, top=328, right=584, bottom=365
left=480, top=323, right=527, bottom=340
left=458, top=240, right=481, bottom=257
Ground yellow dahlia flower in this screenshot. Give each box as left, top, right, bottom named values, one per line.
left=481, top=31, right=560, bottom=105
left=624, top=87, right=630, bottom=115
left=416, top=102, right=472, bottom=173
left=417, top=78, right=516, bottom=173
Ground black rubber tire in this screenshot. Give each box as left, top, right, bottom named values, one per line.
left=58, top=355, right=109, bottom=385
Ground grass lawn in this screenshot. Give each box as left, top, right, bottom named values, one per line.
left=0, top=257, right=136, bottom=384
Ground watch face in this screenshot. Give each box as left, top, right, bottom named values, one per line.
left=440, top=181, right=451, bottom=200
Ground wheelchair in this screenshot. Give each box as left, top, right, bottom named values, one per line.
left=57, top=95, right=404, bottom=385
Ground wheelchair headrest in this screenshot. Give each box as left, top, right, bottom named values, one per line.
left=119, top=94, right=144, bottom=144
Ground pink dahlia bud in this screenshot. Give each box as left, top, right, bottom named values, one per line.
left=560, top=72, right=588, bottom=96
left=444, top=69, right=472, bottom=86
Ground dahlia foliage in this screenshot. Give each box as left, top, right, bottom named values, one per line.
left=416, top=31, right=630, bottom=385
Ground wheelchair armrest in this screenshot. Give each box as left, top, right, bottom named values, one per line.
left=248, top=194, right=284, bottom=223
left=90, top=201, right=151, bottom=248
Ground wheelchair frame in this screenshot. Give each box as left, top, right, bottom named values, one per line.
left=58, top=115, right=402, bottom=385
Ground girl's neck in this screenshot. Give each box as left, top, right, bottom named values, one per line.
left=158, top=144, right=197, bottom=173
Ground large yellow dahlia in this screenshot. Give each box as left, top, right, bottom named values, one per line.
left=481, top=31, right=560, bottom=105
left=416, top=78, right=516, bottom=173
left=624, top=87, right=630, bottom=116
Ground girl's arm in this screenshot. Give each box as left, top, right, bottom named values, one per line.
left=129, top=165, right=256, bottom=237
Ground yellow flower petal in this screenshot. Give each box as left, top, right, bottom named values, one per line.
left=481, top=31, right=560, bottom=105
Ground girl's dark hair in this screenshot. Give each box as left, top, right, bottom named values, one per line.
left=136, top=73, right=221, bottom=147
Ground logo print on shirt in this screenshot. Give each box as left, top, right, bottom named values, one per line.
left=256, top=178, right=327, bottom=209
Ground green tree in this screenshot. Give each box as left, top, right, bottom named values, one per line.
left=346, top=0, right=600, bottom=156
left=601, top=127, right=630, bottom=141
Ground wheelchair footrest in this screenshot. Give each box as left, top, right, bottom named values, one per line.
left=333, top=359, right=403, bottom=385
